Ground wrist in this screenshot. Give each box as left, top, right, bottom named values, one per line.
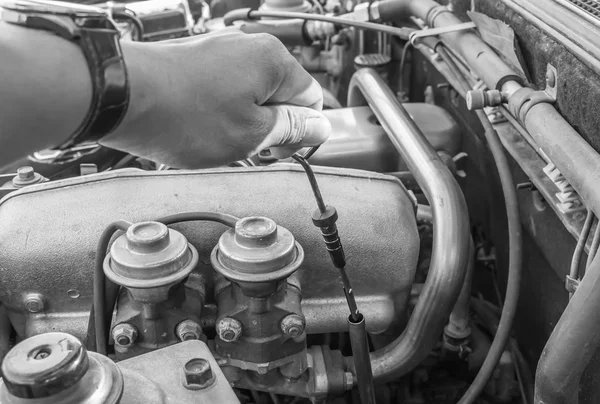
left=99, top=41, right=171, bottom=150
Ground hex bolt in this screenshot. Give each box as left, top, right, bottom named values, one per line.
left=216, top=317, right=243, bottom=342
left=183, top=358, right=215, bottom=390
left=112, top=323, right=138, bottom=348
left=17, top=166, right=35, bottom=181
left=24, top=295, right=44, bottom=313
left=280, top=314, right=305, bottom=337
left=176, top=320, right=202, bottom=341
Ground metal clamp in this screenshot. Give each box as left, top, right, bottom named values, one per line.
left=408, top=22, right=477, bottom=46
left=565, top=275, right=580, bottom=294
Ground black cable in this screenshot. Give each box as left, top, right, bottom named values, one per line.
left=112, top=9, right=145, bottom=41
left=291, top=154, right=327, bottom=213
left=93, top=220, right=132, bottom=356
left=223, top=8, right=414, bottom=40
left=436, top=46, right=524, bottom=404
left=91, top=212, right=239, bottom=355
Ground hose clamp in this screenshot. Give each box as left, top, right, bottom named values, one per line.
left=507, top=64, right=558, bottom=124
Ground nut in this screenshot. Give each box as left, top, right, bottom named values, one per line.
left=176, top=320, right=202, bottom=341
left=183, top=358, right=214, bottom=390
left=280, top=314, right=305, bottom=337
left=344, top=372, right=355, bottom=391
left=112, top=323, right=138, bottom=348
left=24, top=295, right=44, bottom=313
left=216, top=317, right=243, bottom=342
left=17, top=166, right=34, bottom=181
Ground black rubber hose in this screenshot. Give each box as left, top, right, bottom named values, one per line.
left=436, top=46, right=523, bottom=404
left=91, top=212, right=239, bottom=355
left=93, top=220, right=132, bottom=356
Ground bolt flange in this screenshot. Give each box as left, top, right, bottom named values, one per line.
left=280, top=314, right=305, bottom=338
left=217, top=317, right=243, bottom=342
left=183, top=358, right=215, bottom=390
left=176, top=320, right=203, bottom=341
left=112, top=323, right=138, bottom=348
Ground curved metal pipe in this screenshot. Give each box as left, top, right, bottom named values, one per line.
left=347, top=68, right=470, bottom=380
left=370, top=0, right=600, bottom=399
left=535, top=255, right=600, bottom=404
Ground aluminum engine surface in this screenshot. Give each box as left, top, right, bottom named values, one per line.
left=0, top=165, right=419, bottom=340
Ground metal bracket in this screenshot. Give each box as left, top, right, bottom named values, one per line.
left=544, top=64, right=558, bottom=100
left=565, top=275, right=580, bottom=294
left=409, top=22, right=477, bottom=46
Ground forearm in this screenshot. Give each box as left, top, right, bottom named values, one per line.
left=0, top=21, right=91, bottom=164
left=0, top=21, right=159, bottom=166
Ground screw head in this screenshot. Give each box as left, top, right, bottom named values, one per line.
left=24, top=295, right=44, bottom=313
left=112, top=323, right=138, bottom=348
left=216, top=317, right=243, bottom=342
left=183, top=358, right=214, bottom=390
left=176, top=320, right=202, bottom=342
left=280, top=314, right=305, bottom=337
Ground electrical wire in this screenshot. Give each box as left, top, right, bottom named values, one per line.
left=569, top=209, right=594, bottom=298
left=587, top=218, right=600, bottom=269
left=90, top=212, right=239, bottom=355
left=435, top=46, right=524, bottom=404
left=112, top=9, right=145, bottom=41
left=224, top=9, right=414, bottom=40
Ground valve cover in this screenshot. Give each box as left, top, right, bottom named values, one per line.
left=0, top=165, right=419, bottom=341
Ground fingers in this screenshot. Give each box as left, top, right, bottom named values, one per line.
left=245, top=33, right=323, bottom=109
left=252, top=104, right=331, bottom=158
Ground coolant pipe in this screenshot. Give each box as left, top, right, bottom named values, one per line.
left=348, top=68, right=470, bottom=381
left=369, top=0, right=600, bottom=399
left=535, top=254, right=600, bottom=404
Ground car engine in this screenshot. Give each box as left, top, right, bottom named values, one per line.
left=4, top=0, right=600, bottom=403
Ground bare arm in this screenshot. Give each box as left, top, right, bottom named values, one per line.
left=0, top=22, right=330, bottom=168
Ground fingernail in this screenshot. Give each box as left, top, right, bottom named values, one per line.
left=304, top=115, right=332, bottom=144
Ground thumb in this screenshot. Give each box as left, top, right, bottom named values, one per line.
left=253, top=104, right=331, bottom=159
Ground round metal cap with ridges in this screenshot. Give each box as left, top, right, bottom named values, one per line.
left=211, top=217, right=304, bottom=284
left=0, top=332, right=123, bottom=403
left=104, top=221, right=199, bottom=289
left=1, top=332, right=88, bottom=398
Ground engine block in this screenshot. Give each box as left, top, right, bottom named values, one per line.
left=0, top=165, right=419, bottom=344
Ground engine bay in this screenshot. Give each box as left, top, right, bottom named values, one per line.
left=4, top=0, right=600, bottom=403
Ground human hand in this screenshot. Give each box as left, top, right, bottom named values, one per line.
left=100, top=30, right=331, bottom=168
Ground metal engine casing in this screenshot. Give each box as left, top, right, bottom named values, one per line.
left=0, top=165, right=419, bottom=341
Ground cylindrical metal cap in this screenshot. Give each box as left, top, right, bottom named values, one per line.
left=104, top=221, right=198, bottom=289
left=211, top=217, right=303, bottom=284
left=1, top=332, right=88, bottom=398
left=0, top=333, right=124, bottom=404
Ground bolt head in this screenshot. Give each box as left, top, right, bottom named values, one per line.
left=17, top=166, right=34, bottom=181
left=24, top=295, right=44, bottom=313
left=216, top=317, right=243, bottom=342
left=280, top=314, right=305, bottom=337
left=112, top=323, right=138, bottom=348
left=176, top=320, right=202, bottom=342
left=183, top=358, right=214, bottom=390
